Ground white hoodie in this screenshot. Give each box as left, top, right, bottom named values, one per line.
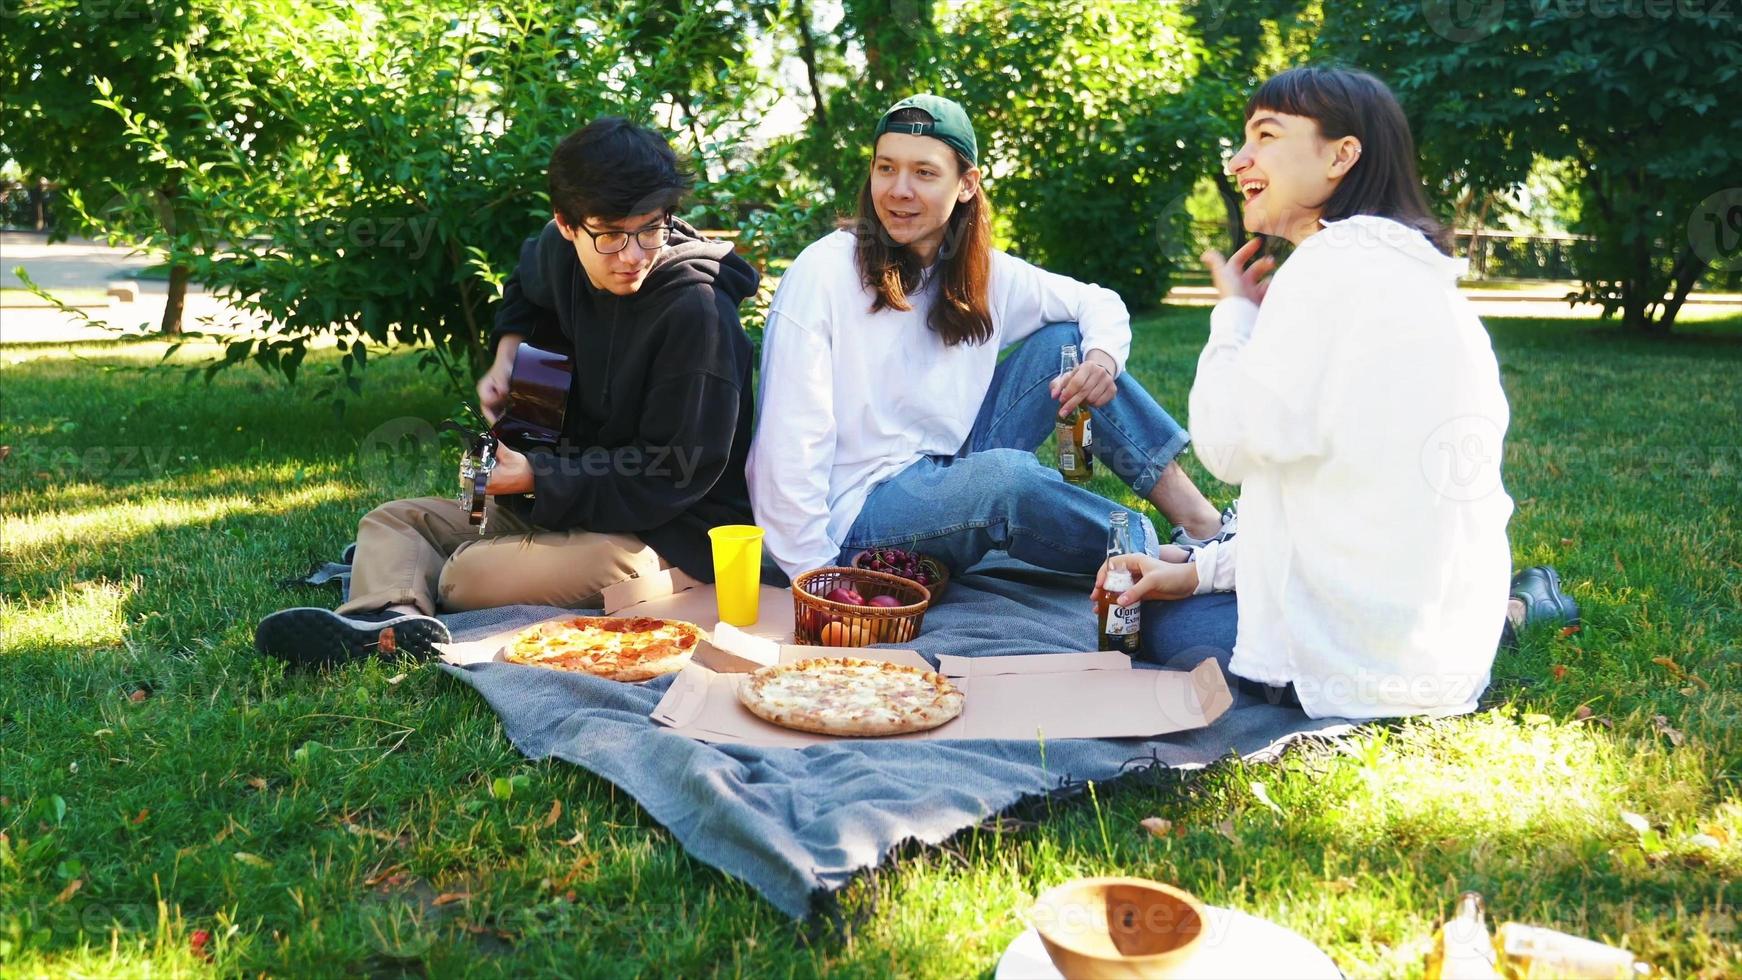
left=1189, top=216, right=1514, bottom=720
left=748, top=230, right=1131, bottom=579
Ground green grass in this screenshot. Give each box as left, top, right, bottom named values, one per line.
left=3, top=310, right=1740, bottom=977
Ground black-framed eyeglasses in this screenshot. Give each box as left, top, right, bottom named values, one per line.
left=578, top=214, right=673, bottom=255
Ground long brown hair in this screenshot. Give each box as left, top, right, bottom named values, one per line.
left=848, top=109, right=995, bottom=347
left=1247, top=66, right=1450, bottom=252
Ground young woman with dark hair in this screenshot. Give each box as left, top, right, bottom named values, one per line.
left=1101, top=66, right=1579, bottom=719
left=748, top=95, right=1227, bottom=585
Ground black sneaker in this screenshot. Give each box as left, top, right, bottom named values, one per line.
left=1499, top=565, right=1580, bottom=649
left=254, top=607, right=451, bottom=669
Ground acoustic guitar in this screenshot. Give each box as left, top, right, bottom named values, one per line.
left=457, top=342, right=574, bottom=531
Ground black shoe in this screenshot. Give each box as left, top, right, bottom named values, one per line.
left=1500, top=566, right=1580, bottom=649
left=254, top=607, right=451, bottom=669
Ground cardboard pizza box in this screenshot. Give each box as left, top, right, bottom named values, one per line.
left=647, top=623, right=1234, bottom=746
left=436, top=568, right=795, bottom=665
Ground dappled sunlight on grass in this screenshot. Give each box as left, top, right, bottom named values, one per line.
left=1323, top=712, right=1662, bottom=844
left=3, top=482, right=353, bottom=557
left=0, top=578, right=133, bottom=654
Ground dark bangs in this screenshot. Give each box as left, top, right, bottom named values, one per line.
left=1247, top=67, right=1449, bottom=252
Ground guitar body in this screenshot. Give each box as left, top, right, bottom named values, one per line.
left=493, top=342, right=573, bottom=450
left=457, top=341, right=574, bottom=529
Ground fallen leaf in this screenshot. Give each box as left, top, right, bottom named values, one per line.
left=1690, top=834, right=1723, bottom=850
left=1703, top=823, right=1731, bottom=846
left=1559, top=625, right=1581, bottom=638
left=1573, top=705, right=1593, bottom=720
left=128, top=689, right=148, bottom=703
left=542, top=799, right=562, bottom=829
left=364, top=865, right=406, bottom=888
left=1326, top=876, right=1358, bottom=893
left=1551, top=664, right=1568, bottom=681
left=1680, top=686, right=1698, bottom=697
left=1139, top=816, right=1173, bottom=839
left=246, top=777, right=268, bottom=791
left=1652, top=715, right=1686, bottom=747
left=232, top=851, right=273, bottom=868
left=190, top=929, right=212, bottom=961
left=433, top=892, right=470, bottom=906
left=1216, top=819, right=1238, bottom=843
left=387, top=673, right=408, bottom=686
left=54, top=878, right=84, bottom=904
left=1689, top=674, right=1711, bottom=691
left=1621, top=811, right=1651, bottom=834
left=130, top=809, right=149, bottom=825
left=1560, top=537, right=1575, bottom=547
left=1250, top=781, right=1285, bottom=816
left=1652, top=657, right=1685, bottom=677
left=345, top=822, right=398, bottom=843
left=561, top=829, right=586, bottom=846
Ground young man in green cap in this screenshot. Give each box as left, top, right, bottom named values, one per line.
left=746, top=94, right=1228, bottom=584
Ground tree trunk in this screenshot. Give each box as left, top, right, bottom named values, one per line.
left=792, top=0, right=829, bottom=138
left=159, top=263, right=189, bottom=336
left=1658, top=247, right=1709, bottom=332
left=31, top=177, right=47, bottom=231
left=1214, top=173, right=1244, bottom=254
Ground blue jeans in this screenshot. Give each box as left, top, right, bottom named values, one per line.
left=1137, top=592, right=1298, bottom=708
left=838, top=322, right=1191, bottom=575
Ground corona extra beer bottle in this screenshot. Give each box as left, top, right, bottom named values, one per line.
left=1096, top=511, right=1141, bottom=654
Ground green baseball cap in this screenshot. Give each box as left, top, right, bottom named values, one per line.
left=873, top=94, right=978, bottom=166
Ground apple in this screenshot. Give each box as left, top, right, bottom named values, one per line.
left=825, top=585, right=866, bottom=606
left=867, top=594, right=903, bottom=608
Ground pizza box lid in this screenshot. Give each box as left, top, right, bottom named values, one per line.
left=435, top=569, right=795, bottom=666
left=647, top=625, right=1233, bottom=746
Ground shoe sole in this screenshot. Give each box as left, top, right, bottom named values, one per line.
left=255, top=608, right=450, bottom=669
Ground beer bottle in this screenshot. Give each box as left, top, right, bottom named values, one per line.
left=1096, top=511, right=1141, bottom=654
left=1056, top=345, right=1094, bottom=484
left=1425, top=892, right=1652, bottom=980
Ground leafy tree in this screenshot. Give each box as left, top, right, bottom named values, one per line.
left=69, top=1, right=779, bottom=400
left=0, top=0, right=295, bottom=334
left=943, top=0, right=1210, bottom=306
left=1318, top=1, right=1742, bottom=333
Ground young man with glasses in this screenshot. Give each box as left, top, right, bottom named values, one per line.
left=256, top=117, right=761, bottom=667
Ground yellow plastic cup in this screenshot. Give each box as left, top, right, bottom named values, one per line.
left=708, top=524, right=765, bottom=627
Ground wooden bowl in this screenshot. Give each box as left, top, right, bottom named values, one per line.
left=791, top=567, right=930, bottom=647
left=1030, top=877, right=1207, bottom=979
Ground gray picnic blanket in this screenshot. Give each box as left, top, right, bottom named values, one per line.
left=423, top=557, right=1360, bottom=919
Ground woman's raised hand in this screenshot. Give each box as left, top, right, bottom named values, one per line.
left=1201, top=238, right=1275, bottom=306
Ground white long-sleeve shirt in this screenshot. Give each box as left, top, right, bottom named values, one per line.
left=748, top=230, right=1131, bottom=580
left=1188, top=215, right=1514, bottom=720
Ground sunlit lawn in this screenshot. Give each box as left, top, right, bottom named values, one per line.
left=3, top=308, right=1740, bottom=976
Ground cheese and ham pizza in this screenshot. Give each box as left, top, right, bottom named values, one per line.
left=736, top=657, right=964, bottom=737
left=502, top=616, right=705, bottom=682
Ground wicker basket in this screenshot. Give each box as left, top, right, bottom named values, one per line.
left=848, top=549, right=951, bottom=601
left=792, top=567, right=932, bottom=647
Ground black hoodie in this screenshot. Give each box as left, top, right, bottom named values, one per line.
left=489, top=217, right=761, bottom=581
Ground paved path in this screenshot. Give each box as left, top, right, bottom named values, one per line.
left=3, top=231, right=1737, bottom=345
left=0, top=231, right=267, bottom=343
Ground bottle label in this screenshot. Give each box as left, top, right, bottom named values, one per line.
left=1106, top=601, right=1140, bottom=636
left=1082, top=417, right=1093, bottom=451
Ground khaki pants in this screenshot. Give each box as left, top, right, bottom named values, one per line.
left=337, top=496, right=664, bottom=616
